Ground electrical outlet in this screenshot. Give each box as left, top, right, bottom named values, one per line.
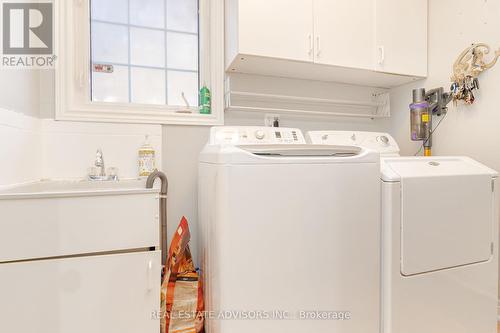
left=264, top=114, right=281, bottom=127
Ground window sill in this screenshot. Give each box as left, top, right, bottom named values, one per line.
left=56, top=103, right=223, bottom=126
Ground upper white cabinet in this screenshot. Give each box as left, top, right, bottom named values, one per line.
left=313, top=0, right=374, bottom=70
left=230, top=0, right=314, bottom=63
left=375, top=0, right=428, bottom=77
left=225, top=0, right=428, bottom=88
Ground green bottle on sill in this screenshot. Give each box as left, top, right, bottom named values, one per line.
left=199, top=85, right=211, bottom=114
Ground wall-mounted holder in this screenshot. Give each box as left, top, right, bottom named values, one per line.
left=411, top=43, right=500, bottom=157
left=410, top=87, right=452, bottom=156
left=450, top=43, right=500, bottom=105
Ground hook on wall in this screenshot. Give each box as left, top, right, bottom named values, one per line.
left=450, top=43, right=500, bottom=105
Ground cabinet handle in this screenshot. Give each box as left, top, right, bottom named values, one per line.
left=147, top=260, right=153, bottom=292
left=378, top=46, right=385, bottom=65
left=316, top=36, right=321, bottom=57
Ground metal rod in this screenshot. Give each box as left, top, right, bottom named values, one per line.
left=228, top=91, right=384, bottom=108
left=226, top=105, right=386, bottom=119
left=146, top=170, right=169, bottom=266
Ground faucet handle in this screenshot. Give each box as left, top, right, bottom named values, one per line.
left=94, top=149, right=105, bottom=177
left=95, top=149, right=104, bottom=165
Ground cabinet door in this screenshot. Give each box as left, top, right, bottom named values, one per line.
left=0, top=251, right=161, bottom=333
left=313, top=0, right=375, bottom=70
left=0, top=193, right=159, bottom=263
left=238, top=0, right=314, bottom=62
left=375, top=0, right=427, bottom=76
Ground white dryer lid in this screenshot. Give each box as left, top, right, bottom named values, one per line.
left=385, top=156, right=498, bottom=275
left=381, top=156, right=498, bottom=182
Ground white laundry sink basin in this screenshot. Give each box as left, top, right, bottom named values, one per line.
left=0, top=179, right=157, bottom=199
left=0, top=179, right=160, bottom=263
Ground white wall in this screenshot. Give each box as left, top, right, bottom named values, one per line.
left=0, top=113, right=162, bottom=187
left=0, top=69, right=41, bottom=117
left=40, top=120, right=162, bottom=180
left=389, top=0, right=500, bottom=300
left=162, top=125, right=210, bottom=257
left=0, top=110, right=42, bottom=187
left=0, top=68, right=42, bottom=187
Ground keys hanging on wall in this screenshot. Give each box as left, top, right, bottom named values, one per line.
left=450, top=43, right=500, bottom=105
left=451, top=76, right=479, bottom=105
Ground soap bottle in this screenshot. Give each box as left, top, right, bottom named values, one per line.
left=199, top=85, right=211, bottom=114
left=139, top=135, right=156, bottom=177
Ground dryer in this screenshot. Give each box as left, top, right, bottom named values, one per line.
left=309, top=130, right=499, bottom=333
left=198, top=127, right=381, bottom=333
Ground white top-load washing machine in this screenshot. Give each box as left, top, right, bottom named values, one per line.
left=308, top=130, right=499, bottom=333
left=198, top=127, right=381, bottom=333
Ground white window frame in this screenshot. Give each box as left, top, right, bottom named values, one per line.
left=55, top=0, right=224, bottom=126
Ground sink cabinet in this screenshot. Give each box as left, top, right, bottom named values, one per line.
left=0, top=180, right=162, bottom=333
left=0, top=251, right=161, bottom=333
left=0, top=190, right=159, bottom=262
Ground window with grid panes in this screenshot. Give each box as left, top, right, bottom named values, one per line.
left=90, top=0, right=200, bottom=107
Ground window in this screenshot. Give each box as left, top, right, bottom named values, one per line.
left=90, top=0, right=199, bottom=107
left=56, top=0, right=224, bottom=125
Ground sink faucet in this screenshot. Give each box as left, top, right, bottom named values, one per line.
left=95, top=149, right=105, bottom=177
left=88, top=149, right=118, bottom=181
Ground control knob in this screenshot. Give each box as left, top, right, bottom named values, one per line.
left=255, top=130, right=266, bottom=140
left=378, top=135, right=389, bottom=145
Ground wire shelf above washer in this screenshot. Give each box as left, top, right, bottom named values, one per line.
left=225, top=91, right=391, bottom=119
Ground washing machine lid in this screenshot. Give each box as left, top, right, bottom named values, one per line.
left=240, top=144, right=361, bottom=157
left=383, top=157, right=498, bottom=276
left=200, top=144, right=379, bottom=164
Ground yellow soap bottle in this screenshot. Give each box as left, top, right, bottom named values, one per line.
left=139, top=135, right=156, bottom=177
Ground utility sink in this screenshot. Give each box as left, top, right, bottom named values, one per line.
left=0, top=179, right=162, bottom=332
left=0, top=179, right=158, bottom=199
left=0, top=179, right=160, bottom=263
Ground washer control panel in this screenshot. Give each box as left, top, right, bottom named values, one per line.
left=308, top=131, right=400, bottom=156
left=211, top=127, right=306, bottom=145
